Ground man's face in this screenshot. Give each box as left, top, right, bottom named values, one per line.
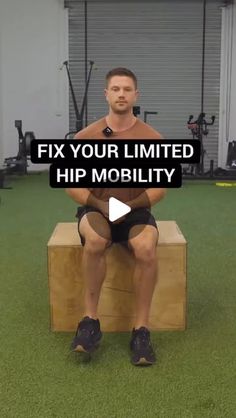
left=104, top=76, right=139, bottom=114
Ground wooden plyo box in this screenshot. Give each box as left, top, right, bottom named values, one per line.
left=47, top=221, right=187, bottom=332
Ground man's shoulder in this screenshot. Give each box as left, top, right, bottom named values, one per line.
left=135, top=118, right=163, bottom=139
left=74, top=117, right=106, bottom=139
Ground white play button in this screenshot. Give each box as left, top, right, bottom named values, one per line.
left=108, top=197, right=131, bottom=222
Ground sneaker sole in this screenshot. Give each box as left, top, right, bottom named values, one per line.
left=133, top=357, right=155, bottom=366
left=73, top=344, right=88, bottom=353
left=72, top=342, right=100, bottom=354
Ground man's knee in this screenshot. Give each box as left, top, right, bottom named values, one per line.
left=84, top=233, right=111, bottom=254
left=130, top=238, right=157, bottom=263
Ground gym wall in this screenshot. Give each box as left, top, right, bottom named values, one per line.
left=218, top=1, right=236, bottom=168
left=66, top=0, right=222, bottom=170
left=229, top=4, right=236, bottom=150
left=0, top=0, right=69, bottom=171
left=0, top=27, right=4, bottom=167
left=0, top=0, right=236, bottom=171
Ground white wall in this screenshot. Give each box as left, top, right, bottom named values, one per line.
left=229, top=1, right=236, bottom=142
left=218, top=1, right=236, bottom=168
left=0, top=13, right=4, bottom=166
left=1, top=0, right=236, bottom=172
left=0, top=0, right=69, bottom=171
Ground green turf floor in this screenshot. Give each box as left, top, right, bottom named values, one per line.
left=0, top=173, right=236, bottom=418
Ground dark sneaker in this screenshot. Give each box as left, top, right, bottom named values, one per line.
left=71, top=316, right=102, bottom=353
left=130, top=326, right=156, bottom=366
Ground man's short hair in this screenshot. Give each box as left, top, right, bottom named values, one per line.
left=105, top=67, right=138, bottom=89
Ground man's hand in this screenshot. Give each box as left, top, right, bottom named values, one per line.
left=96, top=199, right=109, bottom=219
left=112, top=215, right=126, bottom=224
left=126, top=188, right=166, bottom=210
left=96, top=201, right=126, bottom=224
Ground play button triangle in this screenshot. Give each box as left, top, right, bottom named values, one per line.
left=108, top=197, right=131, bottom=222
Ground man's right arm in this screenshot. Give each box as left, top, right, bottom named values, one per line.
left=66, top=127, right=109, bottom=217
left=65, top=188, right=109, bottom=218
left=65, top=188, right=91, bottom=205
left=65, top=131, right=92, bottom=205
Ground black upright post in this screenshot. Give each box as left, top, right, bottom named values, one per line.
left=64, top=61, right=82, bottom=132
left=201, top=0, right=206, bottom=114
left=198, top=0, right=207, bottom=174
left=84, top=1, right=88, bottom=127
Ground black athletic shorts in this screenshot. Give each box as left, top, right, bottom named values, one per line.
left=76, top=206, right=158, bottom=246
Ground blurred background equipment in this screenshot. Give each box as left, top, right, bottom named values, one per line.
left=0, top=120, right=36, bottom=189
left=62, top=60, right=95, bottom=139
left=183, top=112, right=215, bottom=177
left=226, top=141, right=236, bottom=169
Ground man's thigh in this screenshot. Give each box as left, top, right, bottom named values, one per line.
left=77, top=207, right=112, bottom=246
left=128, top=224, right=159, bottom=252
left=113, top=208, right=158, bottom=246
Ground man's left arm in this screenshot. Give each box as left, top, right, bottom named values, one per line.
left=126, top=188, right=166, bottom=210
left=126, top=131, right=166, bottom=209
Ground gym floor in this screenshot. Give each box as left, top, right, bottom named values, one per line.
left=0, top=173, right=236, bottom=418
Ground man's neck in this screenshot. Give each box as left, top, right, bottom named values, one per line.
left=105, top=112, right=137, bottom=132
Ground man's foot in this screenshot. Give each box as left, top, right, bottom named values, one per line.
left=71, top=316, right=102, bottom=353
left=130, top=326, right=156, bottom=366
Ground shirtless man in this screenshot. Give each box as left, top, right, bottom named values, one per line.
left=66, top=67, right=166, bottom=365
